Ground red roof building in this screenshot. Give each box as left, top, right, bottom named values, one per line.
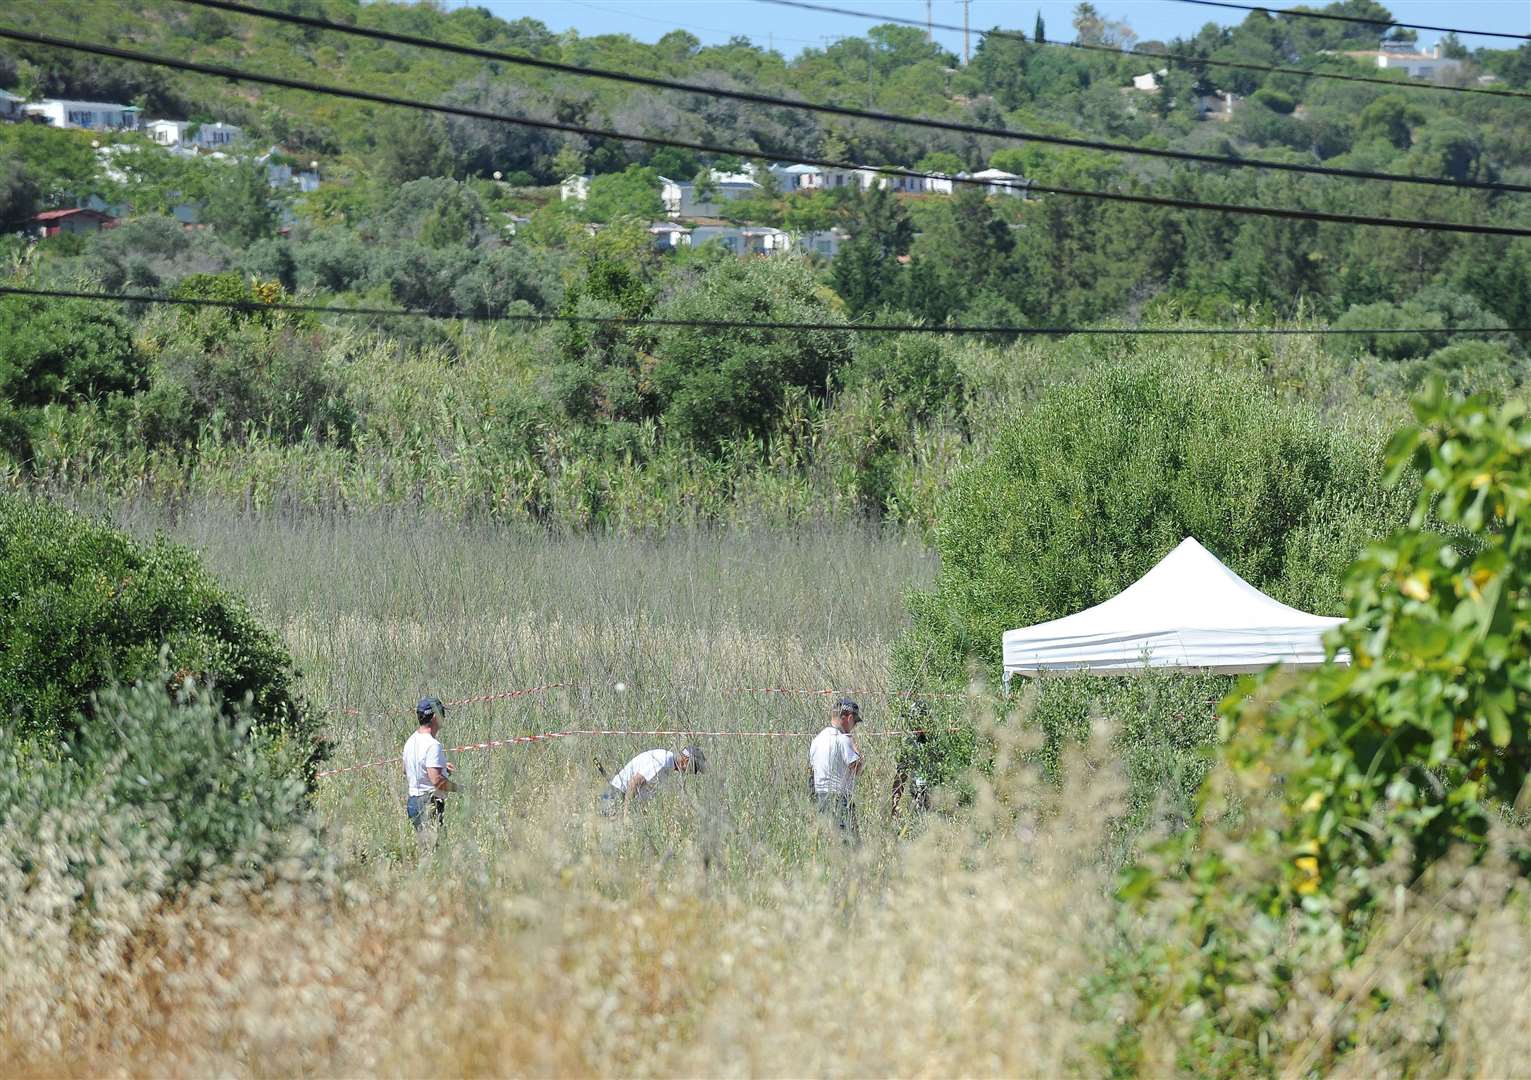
left=30, top=207, right=116, bottom=238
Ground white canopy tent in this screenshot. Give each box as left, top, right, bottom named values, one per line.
left=1002, top=537, right=1349, bottom=680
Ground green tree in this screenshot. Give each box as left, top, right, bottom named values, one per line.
left=551, top=143, right=586, bottom=180
left=1357, top=93, right=1425, bottom=151
left=374, top=109, right=454, bottom=186
left=916, top=150, right=964, bottom=175
left=0, top=151, right=37, bottom=228
left=830, top=185, right=912, bottom=315
left=582, top=164, right=663, bottom=222
left=1135, top=388, right=1531, bottom=1068
left=650, top=258, right=853, bottom=448
left=0, top=493, right=323, bottom=775
left=201, top=162, right=278, bottom=245
left=0, top=293, right=144, bottom=461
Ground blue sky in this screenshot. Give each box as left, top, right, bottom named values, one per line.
left=446, top=1, right=1529, bottom=58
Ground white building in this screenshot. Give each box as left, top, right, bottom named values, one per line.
left=1343, top=41, right=1463, bottom=80
left=1196, top=91, right=1238, bottom=120
left=146, top=119, right=243, bottom=149
left=0, top=89, right=24, bottom=122
left=560, top=173, right=591, bottom=202
left=648, top=220, right=692, bottom=251
left=970, top=168, right=1027, bottom=196
left=688, top=223, right=745, bottom=254
left=924, top=172, right=958, bottom=195
left=1131, top=69, right=1167, bottom=92
left=768, top=162, right=861, bottom=191
left=768, top=162, right=821, bottom=191
left=264, top=161, right=321, bottom=191
left=799, top=227, right=849, bottom=258
left=659, top=170, right=761, bottom=218
left=854, top=167, right=924, bottom=193
left=24, top=99, right=140, bottom=131
left=740, top=225, right=792, bottom=255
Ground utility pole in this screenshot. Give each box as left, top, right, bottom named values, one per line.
left=960, top=0, right=971, bottom=65
left=926, top=0, right=933, bottom=42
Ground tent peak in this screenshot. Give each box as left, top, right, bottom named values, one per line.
left=1002, top=536, right=1349, bottom=677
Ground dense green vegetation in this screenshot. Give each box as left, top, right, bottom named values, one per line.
left=1, top=1, right=1529, bottom=520
left=0, top=493, right=322, bottom=772
left=888, top=348, right=1407, bottom=813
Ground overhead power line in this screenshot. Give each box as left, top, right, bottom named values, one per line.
left=4, top=27, right=1530, bottom=239
left=173, top=0, right=1531, bottom=196
left=757, top=0, right=1531, bottom=100
left=1169, top=0, right=1531, bottom=42
left=6, top=286, right=1528, bottom=339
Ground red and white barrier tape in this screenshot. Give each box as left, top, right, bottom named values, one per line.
left=340, top=682, right=960, bottom=717
left=316, top=725, right=938, bottom=780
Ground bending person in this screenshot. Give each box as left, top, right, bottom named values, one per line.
left=601, top=746, right=706, bottom=816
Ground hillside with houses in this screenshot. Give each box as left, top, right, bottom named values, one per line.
left=0, top=0, right=1529, bottom=522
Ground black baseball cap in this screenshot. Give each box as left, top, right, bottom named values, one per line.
left=835, top=696, right=861, bottom=723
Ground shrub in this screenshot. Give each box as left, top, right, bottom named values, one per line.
left=0, top=292, right=145, bottom=461
left=841, top=332, right=965, bottom=423
left=1250, top=87, right=1297, bottom=114
left=0, top=494, right=324, bottom=775
left=650, top=258, right=853, bottom=448
left=1125, top=384, right=1531, bottom=1070
left=0, top=678, right=311, bottom=906
left=152, top=320, right=357, bottom=447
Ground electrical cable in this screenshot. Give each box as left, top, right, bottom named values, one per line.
left=756, top=0, right=1531, bottom=100
left=7, top=286, right=1528, bottom=338
left=1168, top=0, right=1531, bottom=42
left=174, top=0, right=1531, bottom=196
left=4, top=27, right=1529, bottom=238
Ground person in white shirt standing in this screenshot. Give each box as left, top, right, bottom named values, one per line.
left=402, top=696, right=456, bottom=838
left=809, top=697, right=864, bottom=842
left=600, top=745, right=706, bottom=816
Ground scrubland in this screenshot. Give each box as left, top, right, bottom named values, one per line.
left=4, top=513, right=1528, bottom=1077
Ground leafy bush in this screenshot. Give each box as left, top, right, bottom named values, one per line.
left=0, top=678, right=311, bottom=905
left=650, top=258, right=853, bottom=448
left=893, top=347, right=1405, bottom=789
left=151, top=319, right=357, bottom=447
left=1332, top=286, right=1515, bottom=364
left=371, top=176, right=487, bottom=248
left=0, top=292, right=145, bottom=461
left=840, top=332, right=965, bottom=423
left=0, top=494, right=323, bottom=774
left=1126, top=384, right=1531, bottom=1070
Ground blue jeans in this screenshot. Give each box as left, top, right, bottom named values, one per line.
left=815, top=792, right=859, bottom=843
left=406, top=794, right=445, bottom=831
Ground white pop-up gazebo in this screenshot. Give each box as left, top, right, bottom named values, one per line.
left=1002, top=537, right=1349, bottom=680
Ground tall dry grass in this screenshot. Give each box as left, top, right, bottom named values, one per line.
left=4, top=513, right=1528, bottom=1077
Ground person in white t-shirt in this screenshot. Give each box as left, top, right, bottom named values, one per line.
left=402, top=696, right=456, bottom=835
left=600, top=745, right=706, bottom=815
left=808, top=697, right=863, bottom=841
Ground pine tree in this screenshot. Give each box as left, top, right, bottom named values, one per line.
left=1034, top=12, right=1045, bottom=43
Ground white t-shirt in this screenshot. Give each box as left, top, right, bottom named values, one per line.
left=609, top=749, right=677, bottom=801
left=809, top=726, right=861, bottom=797
left=402, top=729, right=448, bottom=797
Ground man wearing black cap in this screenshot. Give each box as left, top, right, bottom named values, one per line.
left=402, top=696, right=455, bottom=838
left=808, top=697, right=863, bottom=842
